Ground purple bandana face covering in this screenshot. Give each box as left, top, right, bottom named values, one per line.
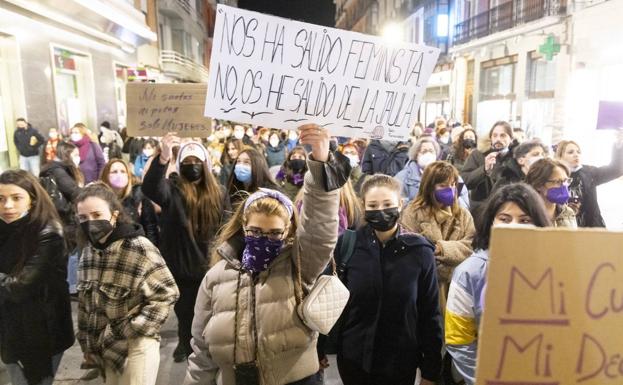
left=241, top=236, right=284, bottom=273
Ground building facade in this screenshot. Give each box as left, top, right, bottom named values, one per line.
left=0, top=0, right=158, bottom=169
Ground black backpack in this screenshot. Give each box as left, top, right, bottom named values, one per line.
left=40, top=175, right=71, bottom=218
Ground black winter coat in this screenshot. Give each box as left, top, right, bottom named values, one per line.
left=491, top=156, right=525, bottom=192
left=39, top=161, right=81, bottom=203
left=121, top=185, right=160, bottom=246
left=13, top=126, right=45, bottom=157
left=335, top=225, right=443, bottom=381
left=0, top=220, right=74, bottom=385
left=142, top=156, right=231, bottom=282
left=460, top=146, right=515, bottom=212
left=570, top=145, right=623, bottom=227
left=361, top=140, right=409, bottom=177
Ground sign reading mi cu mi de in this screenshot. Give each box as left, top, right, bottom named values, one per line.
left=204, top=4, right=440, bottom=141
left=476, top=227, right=623, bottom=385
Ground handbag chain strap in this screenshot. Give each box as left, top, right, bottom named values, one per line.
left=233, top=270, right=259, bottom=366
left=293, top=240, right=337, bottom=306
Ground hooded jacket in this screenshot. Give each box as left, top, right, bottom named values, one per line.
left=0, top=220, right=74, bottom=385
left=445, top=249, right=489, bottom=385
left=361, top=140, right=409, bottom=177
left=334, top=225, right=443, bottom=381
left=265, top=141, right=287, bottom=168
left=184, top=159, right=340, bottom=385
left=77, top=223, right=179, bottom=374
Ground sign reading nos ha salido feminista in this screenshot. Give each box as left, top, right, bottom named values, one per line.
left=476, top=227, right=623, bottom=385
left=204, top=5, right=440, bottom=141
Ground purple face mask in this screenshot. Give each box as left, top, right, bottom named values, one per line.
left=434, top=187, right=456, bottom=207
left=241, top=236, right=284, bottom=273
left=546, top=185, right=570, bottom=205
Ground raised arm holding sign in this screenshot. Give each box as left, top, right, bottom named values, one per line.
left=204, top=5, right=440, bottom=141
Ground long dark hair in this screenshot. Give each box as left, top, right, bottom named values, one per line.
left=472, top=183, right=551, bottom=250
left=56, top=141, right=84, bottom=186
left=452, top=128, right=477, bottom=162
left=74, top=182, right=131, bottom=246
left=278, top=146, right=308, bottom=183
left=176, top=150, right=225, bottom=241
left=0, top=170, right=60, bottom=274
left=227, top=147, right=279, bottom=197
left=220, top=137, right=244, bottom=166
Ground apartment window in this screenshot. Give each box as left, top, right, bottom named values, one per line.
left=526, top=51, right=556, bottom=98
left=480, top=56, right=517, bottom=100
left=171, top=29, right=185, bottom=55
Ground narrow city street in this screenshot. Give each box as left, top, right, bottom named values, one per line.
left=40, top=303, right=343, bottom=385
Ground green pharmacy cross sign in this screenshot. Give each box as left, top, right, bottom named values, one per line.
left=539, top=35, right=561, bottom=61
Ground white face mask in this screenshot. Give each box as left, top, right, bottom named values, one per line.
left=345, top=154, right=359, bottom=168
left=70, top=133, right=82, bottom=142
left=288, top=132, right=298, bottom=141
left=72, top=155, right=81, bottom=167
left=234, top=131, right=245, bottom=140
left=143, top=149, right=154, bottom=157
left=439, top=134, right=450, bottom=144
left=270, top=138, right=279, bottom=148
left=417, top=152, right=437, bottom=169
left=49, top=132, right=58, bottom=140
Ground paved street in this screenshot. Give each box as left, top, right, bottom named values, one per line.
left=0, top=302, right=343, bottom=385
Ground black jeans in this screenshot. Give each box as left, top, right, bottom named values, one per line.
left=337, top=355, right=417, bottom=385
left=174, top=279, right=201, bottom=349
left=287, top=371, right=324, bottom=385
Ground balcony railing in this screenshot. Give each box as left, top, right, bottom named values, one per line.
left=453, top=0, right=567, bottom=46
left=160, top=50, right=209, bottom=83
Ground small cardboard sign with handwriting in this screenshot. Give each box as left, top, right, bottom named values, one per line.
left=127, top=83, right=212, bottom=137
left=476, top=227, right=623, bottom=385
left=204, top=4, right=440, bottom=141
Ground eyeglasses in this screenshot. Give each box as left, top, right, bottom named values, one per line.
left=547, top=178, right=572, bottom=186
left=243, top=228, right=287, bottom=240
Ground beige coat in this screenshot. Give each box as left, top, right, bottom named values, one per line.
left=400, top=205, right=475, bottom=310
left=184, top=159, right=339, bottom=385
left=555, top=204, right=578, bottom=228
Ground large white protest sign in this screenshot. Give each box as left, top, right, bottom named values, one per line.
left=205, top=5, right=440, bottom=141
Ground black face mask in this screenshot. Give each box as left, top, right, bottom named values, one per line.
left=365, top=208, right=400, bottom=232
left=463, top=139, right=477, bottom=149
left=81, top=220, right=114, bottom=245
left=180, top=163, right=203, bottom=182
left=288, top=159, right=306, bottom=172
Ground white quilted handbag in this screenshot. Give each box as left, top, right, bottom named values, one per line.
left=295, top=247, right=350, bottom=335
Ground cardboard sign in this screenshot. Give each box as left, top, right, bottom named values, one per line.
left=127, top=83, right=212, bottom=137
left=204, top=5, right=440, bottom=141
left=476, top=227, right=623, bottom=385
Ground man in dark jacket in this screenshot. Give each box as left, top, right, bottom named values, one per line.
left=13, top=118, right=44, bottom=176
left=491, top=139, right=548, bottom=192
left=361, top=139, right=409, bottom=177
left=460, top=121, right=515, bottom=213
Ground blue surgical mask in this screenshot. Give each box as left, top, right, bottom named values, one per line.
left=234, top=164, right=252, bottom=183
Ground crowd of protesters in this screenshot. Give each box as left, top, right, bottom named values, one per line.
left=1, top=115, right=622, bottom=385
